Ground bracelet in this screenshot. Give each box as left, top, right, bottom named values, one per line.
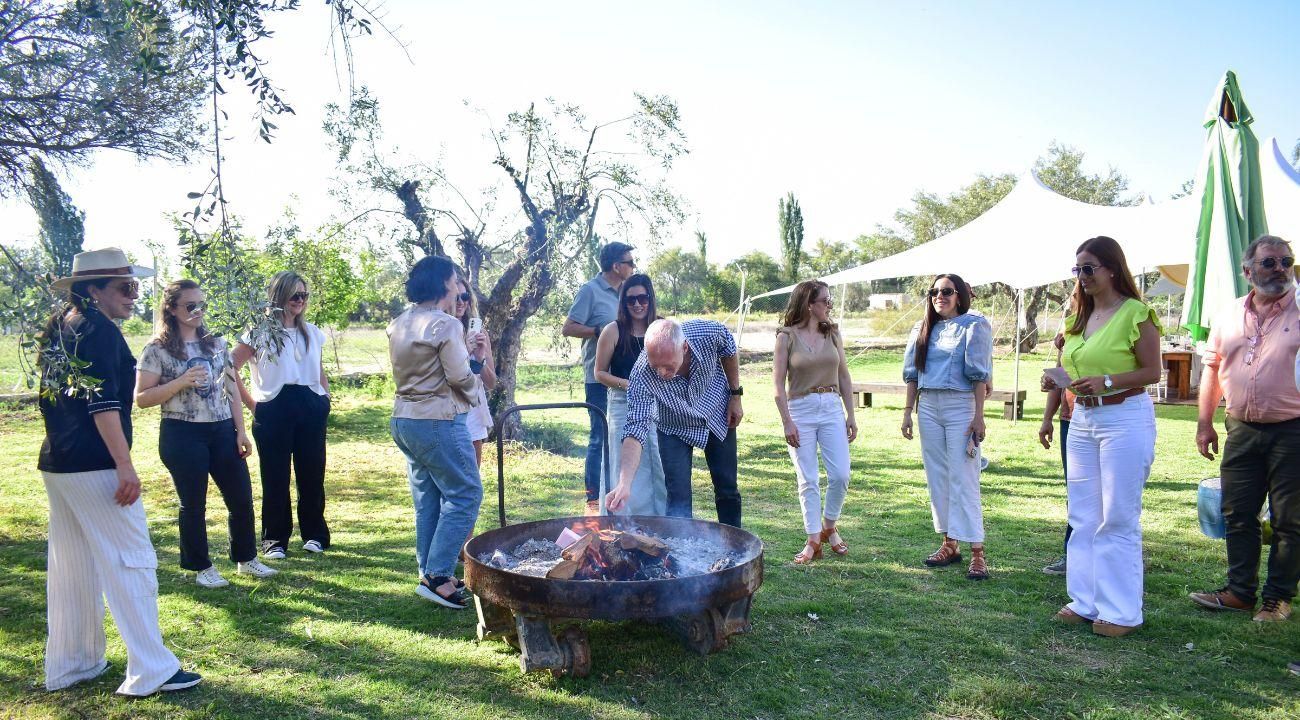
left=904, top=406, right=914, bottom=411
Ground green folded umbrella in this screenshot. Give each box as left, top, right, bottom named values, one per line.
left=1183, top=71, right=1268, bottom=341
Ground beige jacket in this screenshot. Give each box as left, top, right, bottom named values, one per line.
left=387, top=305, right=479, bottom=420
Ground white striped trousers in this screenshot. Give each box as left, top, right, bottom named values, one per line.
left=43, top=469, right=179, bottom=696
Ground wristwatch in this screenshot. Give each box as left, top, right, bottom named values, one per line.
left=1103, top=374, right=1113, bottom=390
left=729, top=386, right=744, bottom=397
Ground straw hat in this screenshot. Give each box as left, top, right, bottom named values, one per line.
left=51, top=247, right=155, bottom=292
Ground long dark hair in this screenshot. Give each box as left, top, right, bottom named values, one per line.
left=913, top=273, right=972, bottom=373
left=615, top=274, right=658, bottom=355
left=1066, top=236, right=1143, bottom=336
left=154, top=279, right=217, bottom=361
left=781, top=280, right=836, bottom=335
left=39, top=278, right=112, bottom=353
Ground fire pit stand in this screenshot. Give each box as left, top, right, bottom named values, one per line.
left=468, top=403, right=764, bottom=678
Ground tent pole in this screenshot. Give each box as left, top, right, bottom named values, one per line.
left=735, top=270, right=748, bottom=346
left=837, top=283, right=847, bottom=327
left=1012, top=289, right=1022, bottom=425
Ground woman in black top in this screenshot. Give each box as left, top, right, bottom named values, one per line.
left=37, top=248, right=200, bottom=697
left=593, top=274, right=666, bottom=515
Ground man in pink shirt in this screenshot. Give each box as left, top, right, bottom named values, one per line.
left=1191, top=235, right=1300, bottom=623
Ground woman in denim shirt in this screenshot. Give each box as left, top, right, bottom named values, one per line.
left=901, top=274, right=994, bottom=580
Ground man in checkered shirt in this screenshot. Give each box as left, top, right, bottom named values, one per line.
left=606, top=318, right=745, bottom=527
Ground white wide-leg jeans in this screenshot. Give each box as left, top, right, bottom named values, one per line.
left=1065, top=393, right=1155, bottom=627
left=43, top=469, right=180, bottom=696
left=605, top=388, right=668, bottom=516
left=917, top=389, right=984, bottom=543
left=785, top=392, right=852, bottom=535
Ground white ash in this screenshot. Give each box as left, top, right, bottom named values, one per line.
left=479, top=533, right=739, bottom=580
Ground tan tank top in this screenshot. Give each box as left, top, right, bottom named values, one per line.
left=780, top=327, right=841, bottom=398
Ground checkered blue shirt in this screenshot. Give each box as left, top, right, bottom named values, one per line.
left=624, top=319, right=737, bottom=449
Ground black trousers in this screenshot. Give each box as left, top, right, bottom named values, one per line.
left=158, top=418, right=256, bottom=570
left=1220, top=416, right=1300, bottom=603
left=658, top=428, right=741, bottom=527
left=1061, top=418, right=1073, bottom=553
left=252, top=384, right=331, bottom=550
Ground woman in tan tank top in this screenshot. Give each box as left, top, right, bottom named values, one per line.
left=773, top=280, right=858, bottom=564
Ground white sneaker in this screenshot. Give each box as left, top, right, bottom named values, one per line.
left=302, top=540, right=324, bottom=554
left=195, top=566, right=229, bottom=588
left=237, top=559, right=279, bottom=578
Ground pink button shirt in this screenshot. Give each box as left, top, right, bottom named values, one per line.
left=1202, top=288, right=1300, bottom=423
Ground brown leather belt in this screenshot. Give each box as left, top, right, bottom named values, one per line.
left=808, top=385, right=839, bottom=394
left=1076, top=387, right=1144, bottom=408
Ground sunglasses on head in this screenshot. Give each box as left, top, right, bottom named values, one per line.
left=1071, top=264, right=1102, bottom=277
left=457, top=292, right=472, bottom=302
left=289, top=291, right=310, bottom=302
left=183, top=301, right=207, bottom=314
left=929, top=287, right=956, bottom=298
left=1251, top=256, right=1295, bottom=271
left=624, top=295, right=650, bottom=306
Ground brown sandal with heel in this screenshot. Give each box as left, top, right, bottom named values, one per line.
left=820, top=527, right=848, bottom=556
left=794, top=539, right=823, bottom=565
left=924, top=539, right=961, bottom=567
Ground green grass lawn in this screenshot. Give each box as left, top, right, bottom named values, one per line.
left=0, top=350, right=1297, bottom=719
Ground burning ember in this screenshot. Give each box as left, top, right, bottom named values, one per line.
left=480, top=521, right=738, bottom=581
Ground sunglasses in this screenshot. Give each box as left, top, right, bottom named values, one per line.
left=113, top=281, right=140, bottom=295
left=929, top=287, right=956, bottom=298
left=617, top=257, right=636, bottom=268
left=289, top=292, right=310, bottom=302
left=1071, top=264, right=1102, bottom=277
left=183, top=301, right=208, bottom=314
left=1250, top=256, right=1295, bottom=271
left=624, top=295, right=650, bottom=307
left=457, top=292, right=472, bottom=302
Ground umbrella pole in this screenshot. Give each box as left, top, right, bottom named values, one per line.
left=1012, top=289, right=1022, bottom=425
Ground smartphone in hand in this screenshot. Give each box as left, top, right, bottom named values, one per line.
left=468, top=317, right=482, bottom=334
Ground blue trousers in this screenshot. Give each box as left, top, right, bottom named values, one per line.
left=391, top=415, right=483, bottom=578
left=658, top=428, right=741, bottom=527
left=583, top=382, right=609, bottom=501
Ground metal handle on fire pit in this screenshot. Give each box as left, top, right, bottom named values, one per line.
left=493, top=402, right=611, bottom=528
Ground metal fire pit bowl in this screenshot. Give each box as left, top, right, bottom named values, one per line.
left=473, top=403, right=764, bottom=678
left=464, top=514, right=764, bottom=678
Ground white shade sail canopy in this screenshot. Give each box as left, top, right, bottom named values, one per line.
left=749, top=138, right=1300, bottom=301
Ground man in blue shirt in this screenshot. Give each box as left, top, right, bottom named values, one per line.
left=563, top=242, right=637, bottom=514
left=606, top=318, right=745, bottom=527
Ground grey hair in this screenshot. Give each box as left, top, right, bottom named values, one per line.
left=1243, top=235, right=1292, bottom=263
left=644, top=318, right=684, bottom=353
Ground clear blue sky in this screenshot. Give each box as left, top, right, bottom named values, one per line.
left=1, top=0, right=1296, bottom=265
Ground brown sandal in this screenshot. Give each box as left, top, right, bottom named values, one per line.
left=924, top=539, right=961, bottom=567
left=794, top=539, right=823, bottom=565
left=820, top=527, right=848, bottom=556
left=966, top=547, right=989, bottom=580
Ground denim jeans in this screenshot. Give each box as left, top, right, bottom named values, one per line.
left=251, top=384, right=330, bottom=550
left=658, top=428, right=741, bottom=527
left=390, top=415, right=483, bottom=578
left=584, top=382, right=609, bottom=501
left=917, top=389, right=984, bottom=543
left=158, top=418, right=256, bottom=570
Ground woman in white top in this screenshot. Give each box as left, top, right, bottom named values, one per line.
left=232, top=271, right=332, bottom=560
left=137, top=279, right=277, bottom=587
left=453, top=277, right=497, bottom=464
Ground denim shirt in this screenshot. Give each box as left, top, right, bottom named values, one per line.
left=902, top=311, right=993, bottom=391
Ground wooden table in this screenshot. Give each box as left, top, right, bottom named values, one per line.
left=1162, top=351, right=1193, bottom=400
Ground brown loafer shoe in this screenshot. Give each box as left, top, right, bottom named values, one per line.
left=1253, top=598, right=1292, bottom=623
left=1189, top=587, right=1254, bottom=612
left=1054, top=606, right=1091, bottom=625
left=1092, top=620, right=1140, bottom=637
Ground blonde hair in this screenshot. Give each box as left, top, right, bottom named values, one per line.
left=267, top=270, right=310, bottom=352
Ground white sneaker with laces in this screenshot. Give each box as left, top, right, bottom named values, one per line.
left=238, top=559, right=279, bottom=578
left=195, top=566, right=229, bottom=588
left=302, top=540, right=324, bottom=554
left=262, top=545, right=286, bottom=560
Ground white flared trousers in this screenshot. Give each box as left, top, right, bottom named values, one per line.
left=917, top=389, right=984, bottom=543
left=1065, top=394, right=1155, bottom=627
left=785, top=392, right=852, bottom=535
left=43, top=470, right=180, bottom=696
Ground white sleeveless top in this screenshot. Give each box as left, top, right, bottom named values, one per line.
left=242, top=321, right=328, bottom=402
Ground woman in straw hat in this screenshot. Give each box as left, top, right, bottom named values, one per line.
left=38, top=248, right=202, bottom=697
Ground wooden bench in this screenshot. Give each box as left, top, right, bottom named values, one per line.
left=850, top=382, right=1025, bottom=420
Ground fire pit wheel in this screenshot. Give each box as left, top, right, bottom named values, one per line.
left=553, top=626, right=591, bottom=679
